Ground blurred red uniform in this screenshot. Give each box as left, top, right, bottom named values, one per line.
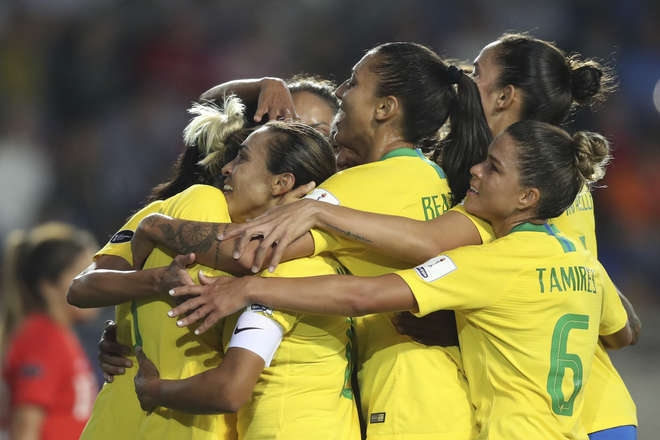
left=3, top=314, right=97, bottom=440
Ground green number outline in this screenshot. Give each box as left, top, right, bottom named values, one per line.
left=547, top=313, right=589, bottom=416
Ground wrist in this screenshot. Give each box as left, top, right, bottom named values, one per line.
left=150, top=267, right=165, bottom=295
left=244, top=276, right=263, bottom=305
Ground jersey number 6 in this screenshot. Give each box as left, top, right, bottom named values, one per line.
left=546, top=313, right=589, bottom=416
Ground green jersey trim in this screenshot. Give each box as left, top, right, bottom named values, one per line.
left=379, top=148, right=447, bottom=179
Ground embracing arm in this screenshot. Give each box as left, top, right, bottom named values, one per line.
left=617, top=288, right=641, bottom=345
left=311, top=203, right=483, bottom=264
left=134, top=346, right=263, bottom=414
left=169, top=272, right=417, bottom=334
left=200, top=77, right=297, bottom=122
left=245, top=273, right=416, bottom=316
left=600, top=321, right=633, bottom=350
left=67, top=254, right=195, bottom=308
left=132, top=214, right=313, bottom=274
left=228, top=199, right=484, bottom=271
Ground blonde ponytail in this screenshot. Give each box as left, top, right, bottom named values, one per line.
left=182, top=95, right=246, bottom=175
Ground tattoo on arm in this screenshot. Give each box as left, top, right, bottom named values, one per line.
left=156, top=221, right=223, bottom=256
left=324, top=223, right=373, bottom=244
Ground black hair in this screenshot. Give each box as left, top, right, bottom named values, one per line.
left=494, top=33, right=615, bottom=125
left=287, top=74, right=339, bottom=114
left=507, top=120, right=611, bottom=219
left=263, top=121, right=337, bottom=187
left=370, top=42, right=492, bottom=204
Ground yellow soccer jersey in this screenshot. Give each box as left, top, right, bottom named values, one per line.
left=134, top=185, right=236, bottom=440
left=307, top=148, right=474, bottom=440
left=551, top=185, right=597, bottom=256
left=450, top=204, right=496, bottom=244
left=397, top=223, right=629, bottom=440
left=551, top=185, right=637, bottom=432
left=88, top=185, right=236, bottom=440
left=82, top=200, right=163, bottom=440
left=222, top=256, right=360, bottom=440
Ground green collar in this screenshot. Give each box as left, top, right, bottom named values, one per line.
left=379, top=147, right=419, bottom=161
left=378, top=147, right=447, bottom=179
left=509, top=222, right=548, bottom=234
left=510, top=222, right=576, bottom=253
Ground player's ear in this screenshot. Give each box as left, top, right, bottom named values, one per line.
left=518, top=186, right=540, bottom=210
left=271, top=172, right=295, bottom=196
left=374, top=95, right=400, bottom=122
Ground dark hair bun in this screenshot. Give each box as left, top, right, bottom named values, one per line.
left=570, top=64, right=603, bottom=104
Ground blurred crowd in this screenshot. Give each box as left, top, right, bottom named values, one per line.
left=0, top=0, right=658, bottom=431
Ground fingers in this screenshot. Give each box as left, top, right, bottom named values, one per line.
left=167, top=284, right=205, bottom=297
left=234, top=229, right=261, bottom=260
left=284, top=181, right=315, bottom=202
left=196, top=311, right=224, bottom=334
left=135, top=345, right=146, bottom=364
left=176, top=304, right=214, bottom=330
left=198, top=271, right=219, bottom=286
left=167, top=295, right=206, bottom=318
left=99, top=354, right=130, bottom=378
left=174, top=253, right=196, bottom=267
left=251, top=227, right=285, bottom=273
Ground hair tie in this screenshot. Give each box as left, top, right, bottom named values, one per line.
left=446, top=65, right=463, bottom=84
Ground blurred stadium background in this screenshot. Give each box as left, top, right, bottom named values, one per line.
left=0, top=0, right=658, bottom=437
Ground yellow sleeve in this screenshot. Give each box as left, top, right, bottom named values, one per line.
left=310, top=228, right=345, bottom=256
left=305, top=171, right=360, bottom=256
left=159, top=184, right=230, bottom=222
left=396, top=244, right=507, bottom=316
left=95, top=200, right=164, bottom=265
left=449, top=204, right=495, bottom=245
left=598, top=263, right=628, bottom=336
left=251, top=307, right=298, bottom=334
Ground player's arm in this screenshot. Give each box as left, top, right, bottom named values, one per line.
left=600, top=322, right=633, bottom=350
left=134, top=308, right=284, bottom=413
left=131, top=213, right=313, bottom=274
left=598, top=271, right=635, bottom=350
left=168, top=272, right=417, bottom=334
left=617, top=288, right=641, bottom=345
left=200, top=77, right=298, bottom=122
left=134, top=347, right=263, bottom=414
left=224, top=199, right=484, bottom=271
left=169, top=249, right=492, bottom=334
left=67, top=254, right=196, bottom=308
left=9, top=405, right=45, bottom=440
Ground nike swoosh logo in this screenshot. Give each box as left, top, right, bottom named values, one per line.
left=234, top=326, right=261, bottom=335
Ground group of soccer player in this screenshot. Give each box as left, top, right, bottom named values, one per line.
left=66, top=33, right=639, bottom=440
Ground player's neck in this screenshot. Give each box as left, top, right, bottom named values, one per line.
left=493, top=213, right=543, bottom=238
left=369, top=131, right=414, bottom=162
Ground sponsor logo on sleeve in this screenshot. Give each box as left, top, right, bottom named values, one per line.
left=304, top=188, right=340, bottom=205
left=414, top=255, right=457, bottom=282
left=109, top=230, right=134, bottom=244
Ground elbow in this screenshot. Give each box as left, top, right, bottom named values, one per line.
left=211, top=387, right=250, bottom=414
left=630, top=319, right=642, bottom=346
left=628, top=325, right=642, bottom=345
left=345, top=289, right=372, bottom=317
left=66, top=278, right=84, bottom=308
left=602, top=324, right=634, bottom=350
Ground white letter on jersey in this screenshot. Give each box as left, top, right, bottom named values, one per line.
left=414, top=255, right=457, bottom=282
left=305, top=188, right=340, bottom=205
